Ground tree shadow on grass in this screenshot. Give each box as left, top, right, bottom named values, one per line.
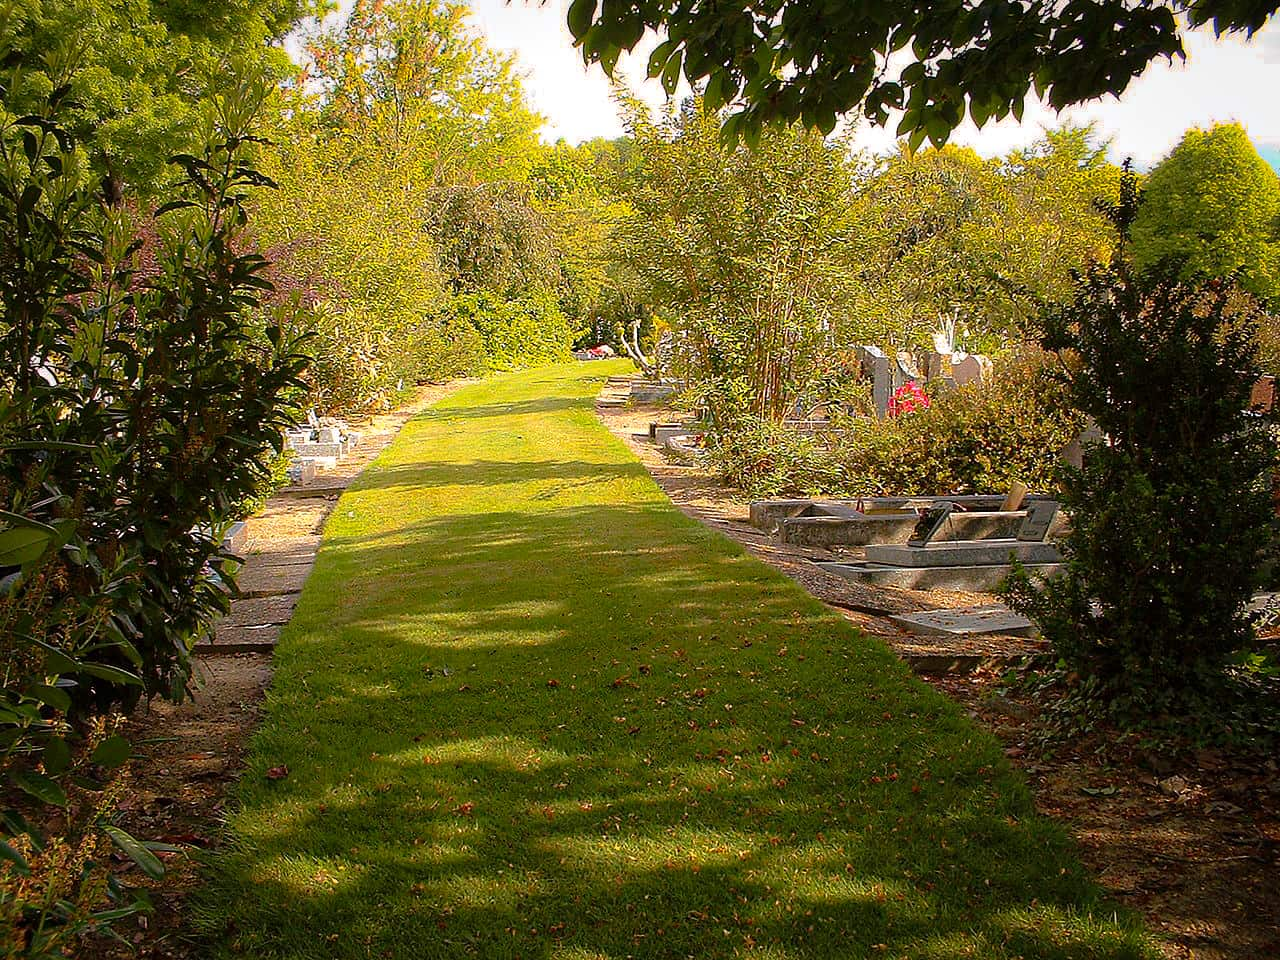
left=345, top=459, right=652, bottom=496
left=416, top=395, right=599, bottom=423
left=202, top=501, right=1153, bottom=959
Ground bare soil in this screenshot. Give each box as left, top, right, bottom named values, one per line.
left=597, top=395, right=1280, bottom=960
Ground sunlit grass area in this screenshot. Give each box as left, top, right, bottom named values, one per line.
left=201, top=361, right=1153, bottom=959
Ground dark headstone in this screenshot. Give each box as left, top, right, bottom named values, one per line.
left=1016, top=501, right=1059, bottom=542
left=908, top=502, right=954, bottom=547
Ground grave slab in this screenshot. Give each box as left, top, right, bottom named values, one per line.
left=888, top=605, right=1037, bottom=638
left=865, top=539, right=1060, bottom=567
left=200, top=621, right=280, bottom=654
left=654, top=424, right=703, bottom=444
left=817, top=559, right=1062, bottom=591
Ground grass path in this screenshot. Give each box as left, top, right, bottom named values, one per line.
left=204, top=362, right=1151, bottom=959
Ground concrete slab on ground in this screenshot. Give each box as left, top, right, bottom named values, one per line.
left=816, top=559, right=1061, bottom=592
left=865, top=540, right=1060, bottom=568
left=275, top=483, right=347, bottom=499
left=235, top=560, right=314, bottom=597
left=200, top=622, right=281, bottom=654
left=888, top=605, right=1037, bottom=638
left=220, top=594, right=298, bottom=629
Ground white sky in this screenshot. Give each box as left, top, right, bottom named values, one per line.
left=300, top=1, right=1280, bottom=168
left=467, top=0, right=1280, bottom=167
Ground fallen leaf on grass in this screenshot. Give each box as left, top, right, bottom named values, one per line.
left=1080, top=785, right=1118, bottom=797
left=266, top=765, right=289, bottom=781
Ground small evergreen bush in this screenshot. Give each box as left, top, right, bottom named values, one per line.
left=1004, top=255, right=1279, bottom=730
left=0, top=68, right=308, bottom=953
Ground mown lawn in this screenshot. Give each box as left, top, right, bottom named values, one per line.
left=202, top=361, right=1152, bottom=959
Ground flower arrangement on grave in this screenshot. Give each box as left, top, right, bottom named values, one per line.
left=887, top=380, right=930, bottom=417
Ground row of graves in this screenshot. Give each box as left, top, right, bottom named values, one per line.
left=283, top=410, right=362, bottom=481
left=750, top=486, right=1061, bottom=642
left=751, top=483, right=1062, bottom=593
left=205, top=411, right=362, bottom=599
left=785, top=344, right=994, bottom=432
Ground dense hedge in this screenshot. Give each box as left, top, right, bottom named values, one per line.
left=709, top=351, right=1082, bottom=498
left=445, top=290, right=575, bottom=371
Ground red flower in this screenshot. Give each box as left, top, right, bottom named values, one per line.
left=887, top=381, right=930, bottom=417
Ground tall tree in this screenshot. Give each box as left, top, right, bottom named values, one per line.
left=851, top=127, right=1121, bottom=346
left=303, top=0, right=543, bottom=186
left=566, top=0, right=1278, bottom=146
left=614, top=94, right=859, bottom=421
left=1131, top=123, right=1280, bottom=301
left=0, top=0, right=317, bottom=194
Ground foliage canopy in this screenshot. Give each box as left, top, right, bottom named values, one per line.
left=567, top=0, right=1279, bottom=146
left=1131, top=123, right=1280, bottom=302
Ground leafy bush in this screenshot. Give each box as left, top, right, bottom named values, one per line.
left=445, top=290, right=573, bottom=371
left=1, top=70, right=307, bottom=954
left=1131, top=123, right=1280, bottom=304
left=256, top=139, right=463, bottom=412
left=705, top=421, right=846, bottom=497
left=1004, top=253, right=1279, bottom=731
left=708, top=351, right=1080, bottom=498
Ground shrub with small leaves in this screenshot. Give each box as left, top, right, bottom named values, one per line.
left=1004, top=248, right=1279, bottom=735
left=707, top=350, right=1079, bottom=498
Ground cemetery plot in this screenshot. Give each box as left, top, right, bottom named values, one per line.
left=749, top=495, right=1063, bottom=547
left=816, top=501, right=1064, bottom=591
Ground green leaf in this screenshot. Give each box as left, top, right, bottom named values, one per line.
left=925, top=112, right=951, bottom=147
left=0, top=511, right=58, bottom=535
left=104, top=826, right=165, bottom=880
left=92, top=735, right=131, bottom=769
left=646, top=39, right=675, bottom=77
left=0, top=526, right=51, bottom=566
left=78, top=663, right=143, bottom=687
left=43, top=738, right=72, bottom=776
left=661, top=52, right=683, bottom=96
left=704, top=72, right=725, bottom=111
left=0, top=840, right=29, bottom=876
left=1080, top=785, right=1118, bottom=797
left=566, top=0, right=596, bottom=40
left=26, top=683, right=70, bottom=712
left=12, top=770, right=68, bottom=808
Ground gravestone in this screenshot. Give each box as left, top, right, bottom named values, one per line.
left=858, top=346, right=892, bottom=417
left=866, top=539, right=1060, bottom=567
left=1251, top=375, right=1275, bottom=413
left=1059, top=420, right=1104, bottom=469
left=951, top=355, right=983, bottom=386
left=923, top=351, right=952, bottom=380
left=908, top=502, right=954, bottom=547
left=1016, top=501, right=1059, bottom=542
left=889, top=605, right=1037, bottom=638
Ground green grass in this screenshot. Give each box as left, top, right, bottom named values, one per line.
left=202, top=362, right=1153, bottom=959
